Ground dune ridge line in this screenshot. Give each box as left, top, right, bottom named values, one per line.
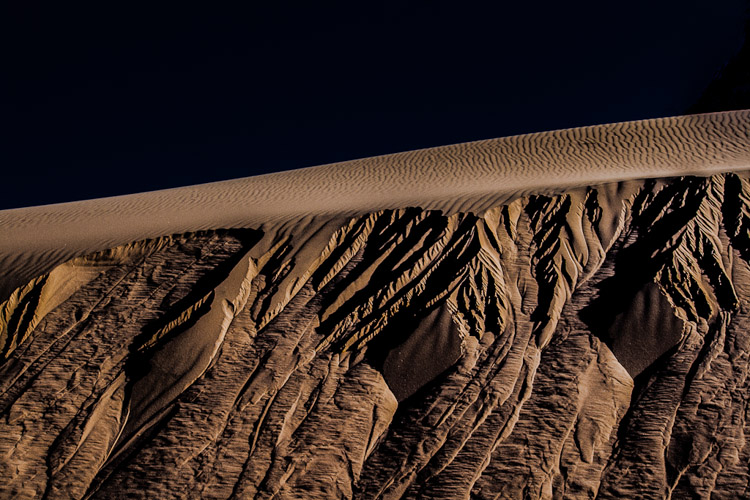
left=0, top=110, right=748, bottom=301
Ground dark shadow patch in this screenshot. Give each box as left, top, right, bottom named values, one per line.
left=366, top=302, right=463, bottom=402
left=580, top=179, right=708, bottom=377
left=603, top=282, right=685, bottom=377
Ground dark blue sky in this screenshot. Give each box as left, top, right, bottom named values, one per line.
left=4, top=1, right=748, bottom=209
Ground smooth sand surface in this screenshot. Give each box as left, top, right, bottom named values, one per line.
left=1, top=110, right=748, bottom=300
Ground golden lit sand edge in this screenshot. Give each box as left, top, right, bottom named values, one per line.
left=0, top=110, right=748, bottom=300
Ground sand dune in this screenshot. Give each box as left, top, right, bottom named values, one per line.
left=1, top=110, right=750, bottom=499
left=1, top=110, right=748, bottom=301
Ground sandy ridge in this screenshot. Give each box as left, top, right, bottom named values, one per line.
left=0, top=110, right=748, bottom=300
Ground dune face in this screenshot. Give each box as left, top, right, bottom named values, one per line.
left=2, top=113, right=750, bottom=499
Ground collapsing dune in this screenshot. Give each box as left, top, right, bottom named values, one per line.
left=1, top=110, right=750, bottom=498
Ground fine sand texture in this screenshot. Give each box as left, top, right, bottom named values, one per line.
left=1, top=110, right=750, bottom=498
left=1, top=110, right=749, bottom=303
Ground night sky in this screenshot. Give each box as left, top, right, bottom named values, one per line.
left=4, top=1, right=749, bottom=210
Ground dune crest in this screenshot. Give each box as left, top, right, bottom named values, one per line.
left=1, top=110, right=749, bottom=302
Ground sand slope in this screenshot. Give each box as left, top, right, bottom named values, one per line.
left=1, top=111, right=750, bottom=499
